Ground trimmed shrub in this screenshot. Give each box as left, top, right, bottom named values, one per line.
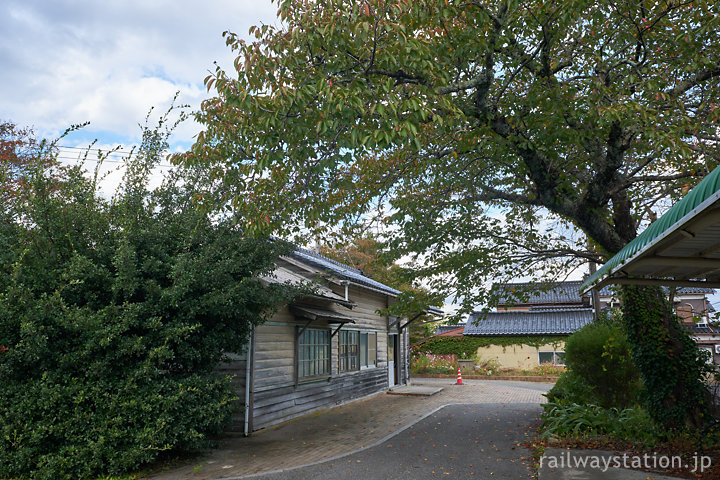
left=545, top=369, right=594, bottom=405
left=548, top=320, right=641, bottom=409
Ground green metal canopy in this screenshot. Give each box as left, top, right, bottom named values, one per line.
left=581, top=164, right=720, bottom=293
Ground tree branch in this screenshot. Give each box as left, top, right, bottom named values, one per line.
left=668, top=65, right=720, bottom=97
left=466, top=185, right=543, bottom=207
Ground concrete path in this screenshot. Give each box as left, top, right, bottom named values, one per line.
left=237, top=403, right=540, bottom=480
left=151, top=379, right=550, bottom=480
left=150, top=379, right=695, bottom=479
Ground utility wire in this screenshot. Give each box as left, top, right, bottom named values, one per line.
left=10, top=140, right=179, bottom=168
left=54, top=155, right=176, bottom=168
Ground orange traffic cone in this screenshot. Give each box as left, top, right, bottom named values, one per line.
left=455, top=367, right=464, bottom=385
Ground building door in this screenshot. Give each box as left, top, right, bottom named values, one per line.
left=388, top=334, right=398, bottom=386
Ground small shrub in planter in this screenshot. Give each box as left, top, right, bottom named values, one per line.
left=475, top=357, right=502, bottom=376
left=458, top=359, right=475, bottom=372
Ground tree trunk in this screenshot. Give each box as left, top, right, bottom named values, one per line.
left=621, top=285, right=713, bottom=430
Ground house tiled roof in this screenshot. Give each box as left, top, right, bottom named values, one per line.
left=290, top=247, right=402, bottom=297
left=685, top=324, right=720, bottom=335
left=529, top=304, right=589, bottom=311
left=436, top=324, right=466, bottom=335
left=495, top=281, right=584, bottom=305
left=464, top=308, right=594, bottom=336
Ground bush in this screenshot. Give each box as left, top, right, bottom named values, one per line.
left=0, top=118, right=294, bottom=479
left=540, top=402, right=658, bottom=442
left=549, top=320, right=642, bottom=409
left=545, top=369, right=594, bottom=404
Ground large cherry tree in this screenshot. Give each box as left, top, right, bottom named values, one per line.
left=181, top=0, right=720, bottom=428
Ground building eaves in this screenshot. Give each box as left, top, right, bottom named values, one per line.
left=289, top=246, right=402, bottom=297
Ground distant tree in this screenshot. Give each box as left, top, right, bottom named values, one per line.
left=0, top=121, right=58, bottom=216
left=319, top=235, right=444, bottom=344
left=182, top=0, right=720, bottom=429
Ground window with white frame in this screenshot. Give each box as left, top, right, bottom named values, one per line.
left=538, top=351, right=565, bottom=366
left=339, top=330, right=359, bottom=372
left=339, top=331, right=377, bottom=371
left=360, top=332, right=377, bottom=368
left=298, top=328, right=331, bottom=379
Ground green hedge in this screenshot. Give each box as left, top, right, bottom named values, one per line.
left=415, top=335, right=566, bottom=355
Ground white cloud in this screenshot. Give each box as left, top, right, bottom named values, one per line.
left=56, top=142, right=175, bottom=198
left=0, top=0, right=278, bottom=144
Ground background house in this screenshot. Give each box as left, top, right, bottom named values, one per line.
left=597, top=284, right=719, bottom=362
left=462, top=281, right=593, bottom=369
left=219, top=247, right=440, bottom=435
left=434, top=324, right=466, bottom=337
left=456, top=281, right=715, bottom=369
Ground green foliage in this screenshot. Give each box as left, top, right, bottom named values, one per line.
left=318, top=234, right=444, bottom=343
left=408, top=320, right=442, bottom=347
left=545, top=370, right=595, bottom=406
left=620, top=285, right=716, bottom=431
left=416, top=335, right=565, bottom=356
left=184, top=0, right=720, bottom=312
left=559, top=320, right=642, bottom=409
left=540, top=402, right=659, bottom=443
left=0, top=116, right=294, bottom=479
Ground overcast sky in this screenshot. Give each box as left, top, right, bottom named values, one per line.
left=1, top=0, right=278, bottom=150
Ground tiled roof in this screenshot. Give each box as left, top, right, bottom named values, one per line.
left=463, top=308, right=594, bottom=336
left=495, top=281, right=585, bottom=305
left=495, top=281, right=714, bottom=305
left=290, top=247, right=402, bottom=297
left=684, top=324, right=720, bottom=335
left=529, top=304, right=589, bottom=311
left=436, top=324, right=466, bottom=335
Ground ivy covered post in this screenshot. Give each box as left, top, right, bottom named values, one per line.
left=621, top=285, right=715, bottom=430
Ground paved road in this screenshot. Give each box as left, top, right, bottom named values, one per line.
left=412, top=377, right=555, bottom=392
left=229, top=403, right=541, bottom=480
left=152, top=381, right=550, bottom=480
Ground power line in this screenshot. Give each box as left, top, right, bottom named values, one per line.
left=9, top=140, right=180, bottom=168
left=54, top=155, right=176, bottom=168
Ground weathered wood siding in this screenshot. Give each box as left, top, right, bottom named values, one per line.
left=241, top=283, right=400, bottom=432
left=217, top=349, right=249, bottom=434
left=252, top=368, right=388, bottom=430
